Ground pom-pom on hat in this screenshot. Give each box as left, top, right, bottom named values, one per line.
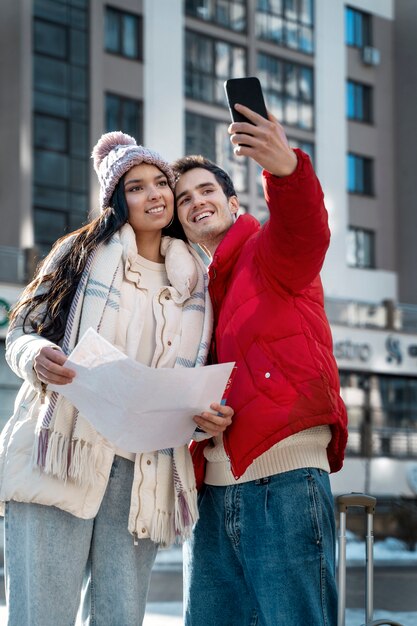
left=92, top=131, right=176, bottom=212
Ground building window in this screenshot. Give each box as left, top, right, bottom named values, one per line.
left=185, top=31, right=246, bottom=106
left=105, top=93, right=143, bottom=142
left=34, top=18, right=68, bottom=60
left=185, top=0, right=247, bottom=32
left=33, top=0, right=90, bottom=256
left=345, top=6, right=371, bottom=48
left=347, top=153, right=374, bottom=195
left=347, top=80, right=372, bottom=123
left=256, top=0, right=314, bottom=54
left=105, top=6, right=142, bottom=60
left=185, top=112, right=248, bottom=193
left=34, top=113, right=69, bottom=153
left=347, top=227, right=375, bottom=269
left=257, top=53, right=314, bottom=130
left=340, top=372, right=417, bottom=459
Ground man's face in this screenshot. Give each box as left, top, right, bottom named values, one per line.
left=175, top=168, right=239, bottom=247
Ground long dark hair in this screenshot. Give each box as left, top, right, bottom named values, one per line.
left=10, top=176, right=187, bottom=343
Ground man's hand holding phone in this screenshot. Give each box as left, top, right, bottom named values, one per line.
left=228, top=104, right=298, bottom=178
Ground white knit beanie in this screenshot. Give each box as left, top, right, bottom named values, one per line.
left=92, top=131, right=176, bottom=212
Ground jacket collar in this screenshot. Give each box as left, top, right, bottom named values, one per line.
left=209, top=214, right=260, bottom=284
left=208, top=214, right=260, bottom=316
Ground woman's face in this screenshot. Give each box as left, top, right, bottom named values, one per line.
left=124, top=163, right=174, bottom=234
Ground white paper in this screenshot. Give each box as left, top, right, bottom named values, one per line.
left=50, top=328, right=235, bottom=452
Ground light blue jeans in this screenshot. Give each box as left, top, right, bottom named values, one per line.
left=4, top=456, right=158, bottom=626
left=183, top=468, right=337, bottom=626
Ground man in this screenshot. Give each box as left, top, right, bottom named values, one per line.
left=173, top=104, right=348, bottom=626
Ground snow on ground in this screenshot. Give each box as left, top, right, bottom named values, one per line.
left=344, top=532, right=417, bottom=565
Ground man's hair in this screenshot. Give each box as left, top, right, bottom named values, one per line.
left=172, top=155, right=237, bottom=199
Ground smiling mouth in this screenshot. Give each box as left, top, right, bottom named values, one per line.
left=146, top=206, right=165, bottom=215
left=193, top=211, right=214, bottom=223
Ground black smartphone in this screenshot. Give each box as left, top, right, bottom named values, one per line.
left=224, top=77, right=268, bottom=125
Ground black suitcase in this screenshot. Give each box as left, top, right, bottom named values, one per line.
left=337, top=493, right=404, bottom=626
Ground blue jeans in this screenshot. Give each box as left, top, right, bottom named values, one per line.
left=4, top=456, right=158, bottom=626
left=183, top=468, right=337, bottom=626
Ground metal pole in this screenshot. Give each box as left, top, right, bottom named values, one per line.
left=337, top=510, right=347, bottom=626
left=365, top=511, right=374, bottom=624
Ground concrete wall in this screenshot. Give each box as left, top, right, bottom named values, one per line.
left=317, top=0, right=397, bottom=302
left=0, top=0, right=33, bottom=249
left=395, top=0, right=417, bottom=305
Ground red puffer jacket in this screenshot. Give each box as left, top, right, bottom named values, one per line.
left=191, top=150, right=348, bottom=488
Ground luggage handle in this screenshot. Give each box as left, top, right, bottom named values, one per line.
left=337, top=493, right=376, bottom=626
left=337, top=493, right=376, bottom=514
left=338, top=494, right=404, bottom=626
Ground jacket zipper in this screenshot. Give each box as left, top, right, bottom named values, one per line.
left=154, top=290, right=169, bottom=369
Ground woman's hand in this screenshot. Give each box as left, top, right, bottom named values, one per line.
left=193, top=402, right=234, bottom=437
left=33, top=346, right=76, bottom=386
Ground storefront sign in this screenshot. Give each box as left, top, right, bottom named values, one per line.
left=332, top=325, right=417, bottom=376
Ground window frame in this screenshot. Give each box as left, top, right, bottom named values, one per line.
left=257, top=52, right=315, bottom=130
left=347, top=80, right=373, bottom=124
left=185, top=0, right=247, bottom=33
left=105, top=92, right=143, bottom=143
left=347, top=226, right=375, bottom=269
left=185, top=110, right=248, bottom=194
left=185, top=30, right=247, bottom=107
left=347, top=152, right=374, bottom=196
left=345, top=6, right=372, bottom=48
left=105, top=5, right=143, bottom=61
left=255, top=0, right=314, bottom=55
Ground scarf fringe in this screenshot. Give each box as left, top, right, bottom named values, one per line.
left=175, top=488, right=199, bottom=540
left=150, top=510, right=176, bottom=547
left=33, top=429, right=97, bottom=486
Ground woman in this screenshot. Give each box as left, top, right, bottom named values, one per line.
left=0, top=131, right=233, bottom=626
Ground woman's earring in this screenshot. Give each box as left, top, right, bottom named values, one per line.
left=165, top=216, right=174, bottom=228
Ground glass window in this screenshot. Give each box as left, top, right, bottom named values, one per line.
left=34, top=150, right=69, bottom=189
left=34, top=56, right=69, bottom=96
left=33, top=0, right=90, bottom=253
left=105, top=93, right=143, bottom=142
left=34, top=114, right=68, bottom=152
left=70, top=121, right=88, bottom=158
left=185, top=0, right=247, bottom=32
left=34, top=208, right=68, bottom=246
left=70, top=29, right=87, bottom=66
left=256, top=0, right=314, bottom=54
left=34, top=19, right=68, bottom=59
left=345, top=6, right=371, bottom=47
left=347, top=80, right=372, bottom=123
left=347, top=227, right=375, bottom=269
left=340, top=372, right=417, bottom=458
left=105, top=6, right=142, bottom=60
left=34, top=186, right=69, bottom=210
left=185, top=111, right=248, bottom=194
left=257, top=52, right=314, bottom=130
left=185, top=31, right=246, bottom=106
left=347, top=153, right=374, bottom=195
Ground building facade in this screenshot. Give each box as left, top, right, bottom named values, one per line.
left=1, top=0, right=417, bottom=501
